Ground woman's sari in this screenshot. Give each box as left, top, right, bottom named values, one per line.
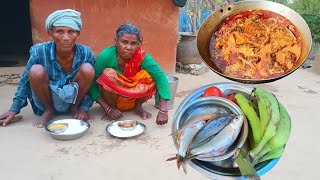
left=97, top=48, right=156, bottom=110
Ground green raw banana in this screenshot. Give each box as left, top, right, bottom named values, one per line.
left=235, top=93, right=261, bottom=148
left=235, top=142, right=261, bottom=180
left=253, top=103, right=291, bottom=162
left=249, top=88, right=281, bottom=160
left=255, top=88, right=271, bottom=137
left=247, top=125, right=257, bottom=149
left=248, top=98, right=259, bottom=115
left=256, top=145, right=285, bottom=164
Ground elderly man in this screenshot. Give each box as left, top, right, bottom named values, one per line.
left=0, top=9, right=95, bottom=128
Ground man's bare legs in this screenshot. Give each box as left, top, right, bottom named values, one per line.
left=28, top=65, right=55, bottom=128
left=134, top=96, right=152, bottom=120
left=99, top=86, right=123, bottom=121
left=71, top=63, right=95, bottom=121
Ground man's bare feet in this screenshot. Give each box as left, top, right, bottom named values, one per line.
left=134, top=106, right=152, bottom=120
left=33, top=110, right=55, bottom=128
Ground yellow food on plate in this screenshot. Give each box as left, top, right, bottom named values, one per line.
left=47, top=123, right=69, bottom=130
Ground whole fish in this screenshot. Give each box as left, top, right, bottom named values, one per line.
left=167, top=120, right=206, bottom=173
left=176, top=105, right=230, bottom=132
left=194, top=148, right=229, bottom=161
left=188, top=114, right=244, bottom=159
left=190, top=114, right=236, bottom=149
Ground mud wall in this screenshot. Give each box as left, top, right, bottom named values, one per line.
left=30, top=0, right=179, bottom=73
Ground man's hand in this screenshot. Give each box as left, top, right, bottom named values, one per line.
left=0, top=112, right=18, bottom=126
left=156, top=110, right=168, bottom=125
left=73, top=108, right=92, bottom=122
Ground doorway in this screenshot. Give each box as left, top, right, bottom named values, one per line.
left=0, top=0, right=32, bottom=66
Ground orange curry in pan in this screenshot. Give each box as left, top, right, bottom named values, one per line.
left=210, top=10, right=302, bottom=79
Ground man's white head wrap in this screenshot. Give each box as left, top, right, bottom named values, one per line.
left=45, top=9, right=82, bottom=31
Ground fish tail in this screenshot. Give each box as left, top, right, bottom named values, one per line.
left=177, top=155, right=184, bottom=169
left=185, top=154, right=198, bottom=161
left=166, top=155, right=177, bottom=162
left=182, top=161, right=188, bottom=174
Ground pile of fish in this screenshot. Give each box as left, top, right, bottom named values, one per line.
left=167, top=113, right=244, bottom=173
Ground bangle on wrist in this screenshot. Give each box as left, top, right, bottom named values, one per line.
left=159, top=108, right=168, bottom=113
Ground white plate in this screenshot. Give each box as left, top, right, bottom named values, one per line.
left=106, top=120, right=146, bottom=138
left=45, top=119, right=90, bottom=141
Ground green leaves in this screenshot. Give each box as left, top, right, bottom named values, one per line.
left=286, top=0, right=320, bottom=14
left=301, top=14, right=320, bottom=42
left=283, top=0, right=320, bottom=42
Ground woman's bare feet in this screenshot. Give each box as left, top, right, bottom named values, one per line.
left=101, top=113, right=112, bottom=121
left=134, top=106, right=152, bottom=120
left=33, top=110, right=55, bottom=128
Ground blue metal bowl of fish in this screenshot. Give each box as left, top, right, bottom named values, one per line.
left=45, top=119, right=90, bottom=141
left=171, top=82, right=280, bottom=179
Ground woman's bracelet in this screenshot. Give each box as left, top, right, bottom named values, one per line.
left=159, top=108, right=168, bottom=114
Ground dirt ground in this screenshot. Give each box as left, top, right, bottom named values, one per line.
left=0, top=59, right=319, bottom=180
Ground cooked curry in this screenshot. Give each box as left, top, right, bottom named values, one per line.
left=210, top=10, right=302, bottom=79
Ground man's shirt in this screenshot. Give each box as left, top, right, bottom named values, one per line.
left=9, top=41, right=95, bottom=115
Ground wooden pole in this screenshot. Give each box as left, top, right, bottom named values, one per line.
left=192, top=0, right=198, bottom=34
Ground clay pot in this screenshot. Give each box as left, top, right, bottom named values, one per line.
left=176, top=34, right=203, bottom=65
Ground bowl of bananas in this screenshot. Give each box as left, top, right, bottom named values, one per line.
left=171, top=82, right=291, bottom=179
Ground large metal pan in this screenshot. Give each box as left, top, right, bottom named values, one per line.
left=197, top=0, right=312, bottom=84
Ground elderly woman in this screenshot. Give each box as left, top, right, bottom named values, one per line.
left=90, top=23, right=170, bottom=125
left=0, top=9, right=95, bottom=128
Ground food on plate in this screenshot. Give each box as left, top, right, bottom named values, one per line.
left=118, top=120, right=138, bottom=130
left=210, top=10, right=302, bottom=79
left=47, top=123, right=68, bottom=130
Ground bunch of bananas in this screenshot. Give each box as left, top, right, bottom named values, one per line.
left=235, top=87, right=291, bottom=164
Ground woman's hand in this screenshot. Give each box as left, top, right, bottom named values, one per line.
left=156, top=110, right=168, bottom=125
left=156, top=98, right=169, bottom=125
